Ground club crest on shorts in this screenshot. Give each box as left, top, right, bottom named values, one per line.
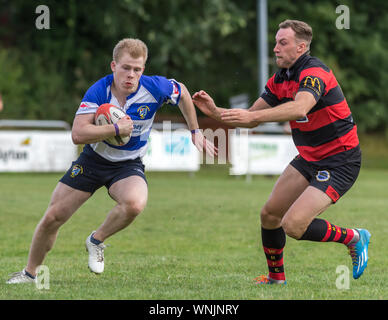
left=316, top=170, right=330, bottom=182
left=70, top=164, right=83, bottom=178
left=137, top=105, right=150, bottom=119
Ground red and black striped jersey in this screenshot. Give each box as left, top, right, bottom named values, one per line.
left=260, top=53, right=361, bottom=167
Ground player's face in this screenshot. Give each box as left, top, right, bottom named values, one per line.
left=111, top=53, right=145, bottom=95
left=274, top=28, right=303, bottom=69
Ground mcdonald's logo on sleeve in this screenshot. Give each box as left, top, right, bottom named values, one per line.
left=300, top=75, right=325, bottom=98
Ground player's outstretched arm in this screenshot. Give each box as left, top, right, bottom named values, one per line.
left=221, top=91, right=316, bottom=125
left=178, top=83, right=218, bottom=157
left=192, top=90, right=272, bottom=128
left=192, top=90, right=224, bottom=122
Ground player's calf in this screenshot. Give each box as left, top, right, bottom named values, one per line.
left=299, top=218, right=359, bottom=245
left=298, top=219, right=371, bottom=279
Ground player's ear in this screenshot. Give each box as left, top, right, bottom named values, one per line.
left=111, top=60, right=116, bottom=72
left=297, top=41, right=306, bottom=53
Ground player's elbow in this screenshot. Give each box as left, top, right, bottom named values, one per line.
left=177, top=83, right=192, bottom=108
left=295, top=109, right=307, bottom=120
left=293, top=94, right=316, bottom=120
left=294, top=103, right=309, bottom=120
left=71, top=131, right=83, bottom=145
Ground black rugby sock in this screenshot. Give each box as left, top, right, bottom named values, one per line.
left=261, top=226, right=286, bottom=281
left=300, top=218, right=358, bottom=245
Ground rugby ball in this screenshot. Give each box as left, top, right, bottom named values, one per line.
left=95, top=103, right=131, bottom=146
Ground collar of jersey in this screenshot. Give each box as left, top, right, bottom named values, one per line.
left=280, top=52, right=310, bottom=80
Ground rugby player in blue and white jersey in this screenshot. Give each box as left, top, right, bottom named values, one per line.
left=7, top=38, right=217, bottom=283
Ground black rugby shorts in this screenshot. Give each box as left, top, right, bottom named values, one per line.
left=290, top=155, right=361, bottom=203
left=60, top=151, right=147, bottom=194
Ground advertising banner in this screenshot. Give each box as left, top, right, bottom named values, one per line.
left=0, top=129, right=201, bottom=173
left=0, top=131, right=77, bottom=172
left=229, top=131, right=298, bottom=175
left=143, top=129, right=200, bottom=172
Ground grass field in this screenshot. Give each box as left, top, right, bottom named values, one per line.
left=0, top=164, right=387, bottom=300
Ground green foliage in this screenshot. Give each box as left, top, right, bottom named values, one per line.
left=0, top=0, right=387, bottom=133
left=0, top=50, right=27, bottom=118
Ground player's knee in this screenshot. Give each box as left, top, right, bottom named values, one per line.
left=41, top=208, right=67, bottom=230
left=121, top=199, right=146, bottom=219
left=280, top=216, right=304, bottom=239
left=260, top=205, right=282, bottom=226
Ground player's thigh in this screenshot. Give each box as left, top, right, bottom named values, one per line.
left=108, top=175, right=148, bottom=213
left=45, top=182, right=92, bottom=224
left=281, top=185, right=332, bottom=238
left=262, top=164, right=310, bottom=222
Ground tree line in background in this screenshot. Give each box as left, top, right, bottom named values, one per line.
left=0, top=0, right=387, bottom=134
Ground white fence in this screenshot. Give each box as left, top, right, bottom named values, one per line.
left=143, top=129, right=200, bottom=172
left=0, top=130, right=77, bottom=172
left=0, top=122, right=298, bottom=175
left=0, top=128, right=200, bottom=173
left=229, top=129, right=298, bottom=175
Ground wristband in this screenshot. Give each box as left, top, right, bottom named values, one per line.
left=191, top=129, right=200, bottom=134
left=113, top=123, right=120, bottom=136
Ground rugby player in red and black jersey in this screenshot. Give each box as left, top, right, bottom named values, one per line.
left=193, top=19, right=370, bottom=284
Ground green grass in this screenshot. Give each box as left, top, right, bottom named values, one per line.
left=0, top=165, right=387, bottom=300
left=359, top=134, right=388, bottom=169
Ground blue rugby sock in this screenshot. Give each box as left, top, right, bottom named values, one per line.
left=24, top=269, right=36, bottom=279
left=90, top=233, right=102, bottom=245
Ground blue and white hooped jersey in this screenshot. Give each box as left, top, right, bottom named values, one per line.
left=76, top=74, right=181, bottom=162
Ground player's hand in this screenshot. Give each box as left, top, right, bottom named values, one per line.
left=191, top=129, right=218, bottom=157
left=220, top=109, right=259, bottom=128
left=116, top=115, right=133, bottom=137
left=192, top=90, right=220, bottom=120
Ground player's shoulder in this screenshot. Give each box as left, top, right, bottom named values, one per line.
left=140, top=74, right=177, bottom=97
left=81, top=74, right=113, bottom=104
left=87, top=74, right=114, bottom=93
left=298, top=55, right=335, bottom=83
left=140, top=75, right=181, bottom=106
left=302, top=55, right=331, bottom=73
left=140, top=74, right=171, bottom=89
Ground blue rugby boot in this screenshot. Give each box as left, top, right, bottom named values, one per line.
left=348, top=229, right=371, bottom=279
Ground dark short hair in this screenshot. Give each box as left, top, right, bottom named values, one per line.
left=279, top=19, right=313, bottom=48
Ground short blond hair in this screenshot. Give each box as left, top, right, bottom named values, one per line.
left=279, top=19, right=313, bottom=49
left=113, top=38, right=148, bottom=63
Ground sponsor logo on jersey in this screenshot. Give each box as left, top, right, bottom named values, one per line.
left=70, top=164, right=83, bottom=178
left=137, top=105, right=150, bottom=119
left=303, top=76, right=322, bottom=96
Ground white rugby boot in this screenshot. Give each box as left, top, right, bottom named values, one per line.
left=85, top=231, right=106, bottom=274
left=6, top=269, right=36, bottom=284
